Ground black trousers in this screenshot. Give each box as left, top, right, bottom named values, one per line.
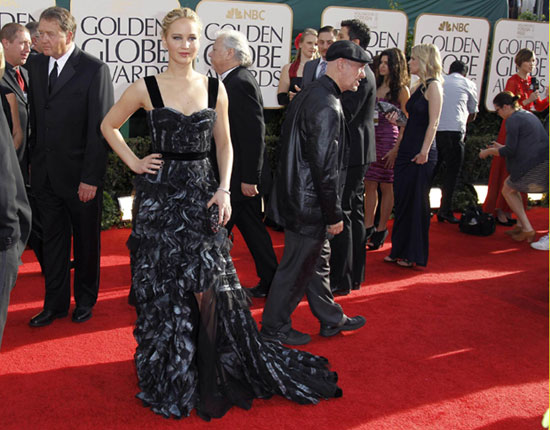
left=435, top=131, right=465, bottom=214
left=261, top=230, right=343, bottom=335
left=35, top=178, right=103, bottom=313
left=225, top=196, right=277, bottom=287
left=329, top=164, right=368, bottom=291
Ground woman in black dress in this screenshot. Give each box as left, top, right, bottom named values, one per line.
left=384, top=44, right=443, bottom=267
left=101, top=7, right=341, bottom=421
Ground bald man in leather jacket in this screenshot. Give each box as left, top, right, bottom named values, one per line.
left=260, top=41, right=368, bottom=346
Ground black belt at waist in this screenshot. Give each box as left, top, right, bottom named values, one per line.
left=159, top=151, right=208, bottom=161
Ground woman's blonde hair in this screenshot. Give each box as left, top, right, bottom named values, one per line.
left=411, top=44, right=443, bottom=88
left=161, top=7, right=202, bottom=36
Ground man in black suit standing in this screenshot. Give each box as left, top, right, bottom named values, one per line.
left=0, top=44, right=32, bottom=349
left=330, top=19, right=376, bottom=296
left=302, top=26, right=337, bottom=87
left=27, top=7, right=114, bottom=327
left=0, top=23, right=43, bottom=269
left=208, top=29, right=278, bottom=298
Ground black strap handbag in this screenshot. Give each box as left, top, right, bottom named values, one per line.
left=459, top=206, right=496, bottom=236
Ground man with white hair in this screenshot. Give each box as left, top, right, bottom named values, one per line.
left=209, top=30, right=278, bottom=298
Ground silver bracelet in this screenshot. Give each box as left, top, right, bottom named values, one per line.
left=217, top=187, right=231, bottom=195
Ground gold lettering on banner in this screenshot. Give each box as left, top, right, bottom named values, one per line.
left=438, top=20, right=470, bottom=33
left=226, top=7, right=265, bottom=21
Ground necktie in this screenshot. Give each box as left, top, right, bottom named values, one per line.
left=15, top=67, right=25, bottom=92
left=49, top=61, right=58, bottom=93
left=318, top=60, right=327, bottom=78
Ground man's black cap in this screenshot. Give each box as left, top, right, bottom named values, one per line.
left=326, top=40, right=370, bottom=63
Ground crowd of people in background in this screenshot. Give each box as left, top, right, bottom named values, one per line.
left=0, top=4, right=548, bottom=421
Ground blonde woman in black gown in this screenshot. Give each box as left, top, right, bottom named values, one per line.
left=101, top=7, right=341, bottom=421
left=384, top=44, right=443, bottom=267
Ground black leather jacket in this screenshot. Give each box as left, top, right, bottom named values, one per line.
left=268, top=75, right=348, bottom=239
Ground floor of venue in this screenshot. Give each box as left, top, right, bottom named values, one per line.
left=1, top=208, right=548, bottom=430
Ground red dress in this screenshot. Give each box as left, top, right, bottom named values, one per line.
left=483, top=74, right=549, bottom=214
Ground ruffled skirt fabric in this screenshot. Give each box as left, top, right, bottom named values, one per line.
left=128, top=167, right=341, bottom=420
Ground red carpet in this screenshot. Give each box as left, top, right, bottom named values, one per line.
left=1, top=208, right=548, bottom=430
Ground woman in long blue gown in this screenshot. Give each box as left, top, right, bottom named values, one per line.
left=384, top=44, right=443, bottom=267
left=100, top=7, right=341, bottom=421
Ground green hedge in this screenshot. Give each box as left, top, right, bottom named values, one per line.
left=101, top=108, right=546, bottom=228
left=101, top=136, right=151, bottom=230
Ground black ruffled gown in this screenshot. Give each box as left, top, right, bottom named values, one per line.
left=128, top=76, right=341, bottom=420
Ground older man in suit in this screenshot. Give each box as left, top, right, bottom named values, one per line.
left=208, top=29, right=278, bottom=298
left=302, top=26, right=337, bottom=87
left=330, top=19, right=376, bottom=296
left=27, top=7, right=114, bottom=327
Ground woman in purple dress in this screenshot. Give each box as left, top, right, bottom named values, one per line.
left=364, top=48, right=410, bottom=249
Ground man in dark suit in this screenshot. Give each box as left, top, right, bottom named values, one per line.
left=0, top=44, right=32, bottom=349
left=0, top=23, right=43, bottom=269
left=302, top=26, right=337, bottom=87
left=330, top=19, right=376, bottom=296
left=209, top=29, right=278, bottom=298
left=27, top=7, right=114, bottom=327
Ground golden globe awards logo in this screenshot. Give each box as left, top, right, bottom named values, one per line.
left=419, top=18, right=484, bottom=78
left=226, top=8, right=266, bottom=21
left=79, top=16, right=168, bottom=85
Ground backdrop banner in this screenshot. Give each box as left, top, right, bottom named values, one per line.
left=196, top=0, right=293, bottom=108
left=321, top=6, right=407, bottom=56
left=72, top=0, right=179, bottom=100
left=485, top=19, right=549, bottom=110
left=0, top=0, right=54, bottom=27
left=414, top=13, right=490, bottom=100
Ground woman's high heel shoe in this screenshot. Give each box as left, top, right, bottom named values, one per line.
left=511, top=230, right=536, bottom=242
left=367, top=229, right=388, bottom=250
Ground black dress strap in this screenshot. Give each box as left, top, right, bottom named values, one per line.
left=208, top=77, right=219, bottom=109
left=144, top=76, right=164, bottom=108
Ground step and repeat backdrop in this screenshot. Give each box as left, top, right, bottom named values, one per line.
left=3, top=0, right=549, bottom=110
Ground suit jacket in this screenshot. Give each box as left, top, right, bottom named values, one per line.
left=302, top=58, right=321, bottom=88
left=223, top=66, right=265, bottom=202
left=1, top=63, right=30, bottom=181
left=27, top=46, right=114, bottom=198
left=0, top=107, right=31, bottom=254
left=340, top=65, right=376, bottom=167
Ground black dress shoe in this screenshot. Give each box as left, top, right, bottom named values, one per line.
left=331, top=287, right=350, bottom=296
left=437, top=212, right=460, bottom=224
left=320, top=315, right=366, bottom=337
left=72, top=307, right=93, bottom=323
left=352, top=281, right=361, bottom=291
left=246, top=283, right=270, bottom=298
left=29, top=309, right=68, bottom=327
left=260, top=328, right=311, bottom=345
